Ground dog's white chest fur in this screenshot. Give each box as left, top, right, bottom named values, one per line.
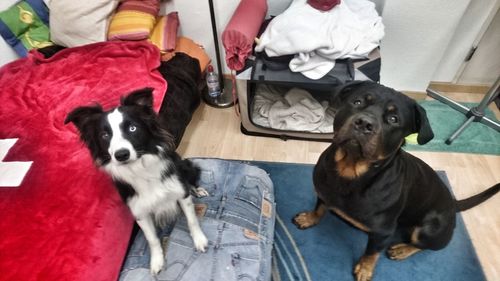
left=67, top=89, right=208, bottom=275
left=103, top=154, right=185, bottom=219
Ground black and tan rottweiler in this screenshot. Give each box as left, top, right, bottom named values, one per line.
left=293, top=81, right=499, bottom=281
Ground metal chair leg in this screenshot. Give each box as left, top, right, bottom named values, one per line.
left=426, top=76, right=500, bottom=145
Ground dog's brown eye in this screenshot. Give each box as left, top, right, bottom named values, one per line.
left=101, top=132, right=110, bottom=140
left=353, top=99, right=362, bottom=105
left=388, top=115, right=398, bottom=124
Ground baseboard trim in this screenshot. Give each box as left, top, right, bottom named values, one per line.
left=428, top=82, right=490, bottom=95
left=402, top=91, right=427, bottom=101
left=396, top=82, right=490, bottom=101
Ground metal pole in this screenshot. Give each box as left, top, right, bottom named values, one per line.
left=473, top=76, right=500, bottom=112
left=445, top=116, right=475, bottom=145
left=427, top=76, right=500, bottom=144
left=208, top=0, right=225, bottom=90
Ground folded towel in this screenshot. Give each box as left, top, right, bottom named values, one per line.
left=252, top=85, right=335, bottom=133
left=269, top=88, right=326, bottom=131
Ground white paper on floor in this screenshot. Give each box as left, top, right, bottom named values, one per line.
left=0, top=138, right=32, bottom=187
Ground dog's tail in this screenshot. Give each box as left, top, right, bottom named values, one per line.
left=455, top=183, right=500, bottom=212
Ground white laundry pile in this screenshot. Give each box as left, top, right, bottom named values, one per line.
left=252, top=85, right=335, bottom=133
left=255, top=0, right=384, bottom=80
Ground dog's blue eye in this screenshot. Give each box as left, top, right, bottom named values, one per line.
left=129, top=125, right=136, bottom=132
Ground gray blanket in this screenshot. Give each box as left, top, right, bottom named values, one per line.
left=252, top=85, right=334, bottom=133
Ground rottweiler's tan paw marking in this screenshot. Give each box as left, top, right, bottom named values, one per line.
left=354, top=253, right=379, bottom=281
left=387, top=243, right=421, bottom=260
left=293, top=212, right=321, bottom=229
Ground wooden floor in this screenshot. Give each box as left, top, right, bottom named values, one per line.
left=177, top=91, right=500, bottom=280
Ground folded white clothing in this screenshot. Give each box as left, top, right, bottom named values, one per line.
left=289, top=52, right=336, bottom=80
left=255, top=0, right=384, bottom=79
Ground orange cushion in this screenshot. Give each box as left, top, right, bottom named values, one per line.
left=161, top=37, right=211, bottom=73
left=150, top=12, right=179, bottom=53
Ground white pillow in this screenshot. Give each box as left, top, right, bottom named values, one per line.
left=49, top=0, right=119, bottom=47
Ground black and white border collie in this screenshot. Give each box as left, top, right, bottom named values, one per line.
left=65, top=88, right=208, bottom=275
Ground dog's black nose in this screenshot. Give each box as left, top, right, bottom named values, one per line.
left=354, top=116, right=375, bottom=134
left=114, top=149, right=130, bottom=162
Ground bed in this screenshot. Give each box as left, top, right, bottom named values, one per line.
left=0, top=40, right=200, bottom=281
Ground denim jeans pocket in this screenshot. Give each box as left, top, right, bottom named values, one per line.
left=215, top=222, right=262, bottom=281
left=160, top=251, right=203, bottom=281
left=228, top=246, right=261, bottom=281
left=160, top=229, right=205, bottom=281
left=196, top=169, right=221, bottom=217
left=223, top=175, right=268, bottom=232
left=198, top=169, right=216, bottom=194
left=235, top=176, right=265, bottom=209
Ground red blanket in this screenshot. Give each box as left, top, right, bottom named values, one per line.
left=0, top=41, right=166, bottom=281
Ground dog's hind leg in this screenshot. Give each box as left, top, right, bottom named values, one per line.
left=136, top=216, right=164, bottom=275
left=386, top=226, right=422, bottom=260
left=388, top=211, right=454, bottom=260
left=293, top=198, right=327, bottom=229
left=387, top=243, right=421, bottom=260
left=179, top=195, right=208, bottom=252
left=355, top=232, right=393, bottom=281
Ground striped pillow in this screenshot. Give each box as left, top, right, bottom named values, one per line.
left=150, top=12, right=179, bottom=53
left=107, top=0, right=159, bottom=41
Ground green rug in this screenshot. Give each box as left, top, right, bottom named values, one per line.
left=404, top=100, right=500, bottom=155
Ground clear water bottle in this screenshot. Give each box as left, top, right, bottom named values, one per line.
left=206, top=65, right=221, bottom=98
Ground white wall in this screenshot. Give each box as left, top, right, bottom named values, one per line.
left=160, top=0, right=238, bottom=75
left=379, top=0, right=471, bottom=91
left=0, top=35, right=18, bottom=67
left=1, top=0, right=497, bottom=91
left=457, top=7, right=500, bottom=84
left=0, top=0, right=20, bottom=66
left=433, top=0, right=499, bottom=83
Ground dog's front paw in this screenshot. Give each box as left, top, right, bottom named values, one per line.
left=194, top=187, right=209, bottom=198
left=149, top=251, right=164, bottom=275
left=293, top=212, right=320, bottom=229
left=193, top=232, right=208, bottom=252
left=354, top=254, right=378, bottom=281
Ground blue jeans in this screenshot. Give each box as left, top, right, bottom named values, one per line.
left=119, top=158, right=275, bottom=281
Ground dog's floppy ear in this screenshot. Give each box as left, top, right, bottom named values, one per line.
left=121, top=87, right=154, bottom=108
left=414, top=104, right=434, bottom=145
left=64, top=105, right=104, bottom=130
